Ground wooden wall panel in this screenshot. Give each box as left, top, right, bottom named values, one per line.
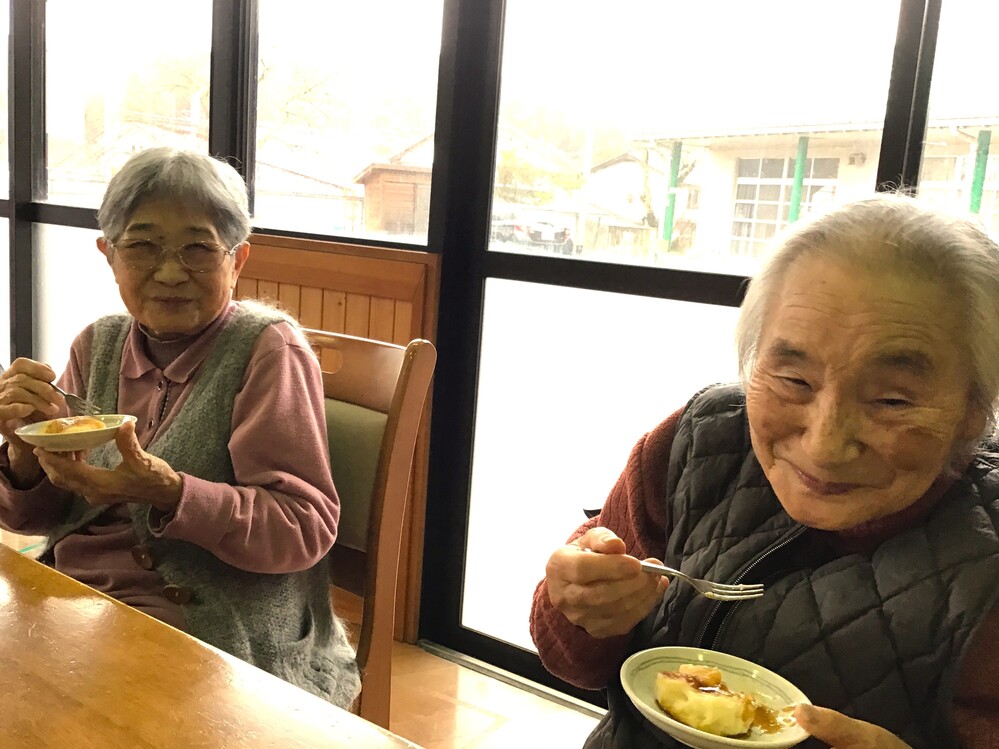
left=344, top=294, right=371, bottom=338
left=237, top=234, right=438, bottom=643
left=278, top=283, right=301, bottom=318
left=257, top=280, right=279, bottom=303
left=300, top=287, right=324, bottom=329
left=393, top=302, right=413, bottom=346
left=322, top=290, right=347, bottom=333
left=236, top=278, right=258, bottom=299
left=369, top=298, right=396, bottom=343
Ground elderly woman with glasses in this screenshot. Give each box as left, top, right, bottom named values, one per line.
left=532, top=197, right=999, bottom=748
left=0, top=147, right=359, bottom=708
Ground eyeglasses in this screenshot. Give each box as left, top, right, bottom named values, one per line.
left=110, top=239, right=238, bottom=273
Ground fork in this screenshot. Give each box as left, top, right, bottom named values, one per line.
left=51, top=383, right=102, bottom=417
left=640, top=561, right=765, bottom=601
left=0, top=363, right=102, bottom=417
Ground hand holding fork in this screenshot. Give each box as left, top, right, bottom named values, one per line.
left=637, top=560, right=764, bottom=601
left=0, top=360, right=100, bottom=418
left=581, top=545, right=764, bottom=601
left=546, top=528, right=765, bottom=640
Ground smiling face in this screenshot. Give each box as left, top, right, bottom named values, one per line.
left=745, top=254, right=985, bottom=531
left=99, top=199, right=249, bottom=339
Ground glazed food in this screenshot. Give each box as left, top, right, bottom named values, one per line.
left=655, top=664, right=791, bottom=737
left=41, top=416, right=105, bottom=435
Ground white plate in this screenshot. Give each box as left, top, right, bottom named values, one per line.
left=15, top=414, right=137, bottom=452
left=620, top=647, right=811, bottom=749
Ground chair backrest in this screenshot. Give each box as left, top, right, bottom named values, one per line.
left=303, top=328, right=437, bottom=729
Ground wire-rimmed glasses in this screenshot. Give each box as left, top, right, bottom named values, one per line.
left=110, top=240, right=238, bottom=273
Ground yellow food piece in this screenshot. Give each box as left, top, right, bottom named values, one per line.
left=655, top=666, right=756, bottom=737
left=41, top=416, right=105, bottom=435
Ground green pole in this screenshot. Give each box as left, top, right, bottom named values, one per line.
left=970, top=130, right=991, bottom=214
left=662, top=140, right=682, bottom=249
left=788, top=135, right=809, bottom=223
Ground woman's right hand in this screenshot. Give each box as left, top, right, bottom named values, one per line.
left=0, top=358, right=62, bottom=485
left=545, top=526, right=668, bottom=638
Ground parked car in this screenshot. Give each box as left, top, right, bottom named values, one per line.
left=491, top=211, right=575, bottom=255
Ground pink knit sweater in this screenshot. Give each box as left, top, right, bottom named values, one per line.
left=0, top=302, right=339, bottom=629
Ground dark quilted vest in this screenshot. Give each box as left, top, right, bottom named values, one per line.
left=585, top=385, right=999, bottom=749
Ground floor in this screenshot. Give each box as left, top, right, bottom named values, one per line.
left=334, top=589, right=601, bottom=749
left=388, top=641, right=600, bottom=749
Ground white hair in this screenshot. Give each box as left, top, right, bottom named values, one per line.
left=97, top=147, right=251, bottom=248
left=735, top=194, right=999, bottom=439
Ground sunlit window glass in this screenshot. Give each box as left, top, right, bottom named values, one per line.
left=491, top=1, right=901, bottom=275
left=254, top=0, right=444, bottom=244
left=918, top=0, right=999, bottom=237
left=45, top=1, right=211, bottom=206
left=0, top=4, right=8, bottom=198
left=462, top=281, right=740, bottom=649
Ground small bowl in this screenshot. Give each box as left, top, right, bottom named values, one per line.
left=620, top=646, right=811, bottom=749
left=15, top=414, right=137, bottom=452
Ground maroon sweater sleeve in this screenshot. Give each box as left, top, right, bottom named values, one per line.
left=529, top=409, right=682, bottom=690
left=952, top=603, right=999, bottom=747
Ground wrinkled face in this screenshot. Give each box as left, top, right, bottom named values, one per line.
left=99, top=199, right=249, bottom=340
left=745, top=255, right=985, bottom=531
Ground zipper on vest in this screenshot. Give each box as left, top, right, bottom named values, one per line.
left=696, top=524, right=807, bottom=648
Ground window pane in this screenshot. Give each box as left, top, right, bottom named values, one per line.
left=254, top=0, right=444, bottom=243
left=45, top=1, right=211, bottom=207
left=758, top=184, right=781, bottom=202
left=0, top=219, right=7, bottom=365
left=35, top=225, right=125, bottom=373
left=0, top=6, right=7, bottom=198
left=756, top=202, right=779, bottom=221
left=812, top=157, right=840, bottom=179
left=461, top=280, right=739, bottom=649
left=738, top=158, right=761, bottom=178
left=919, top=1, right=999, bottom=237
left=490, top=1, right=901, bottom=274
left=760, top=158, right=784, bottom=179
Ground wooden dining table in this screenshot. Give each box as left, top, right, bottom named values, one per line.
left=0, top=544, right=422, bottom=748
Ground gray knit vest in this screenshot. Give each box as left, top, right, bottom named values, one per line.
left=585, top=384, right=999, bottom=749
left=37, top=301, right=360, bottom=708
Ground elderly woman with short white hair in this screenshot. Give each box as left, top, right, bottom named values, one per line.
left=532, top=196, right=999, bottom=748
left=0, top=147, right=359, bottom=708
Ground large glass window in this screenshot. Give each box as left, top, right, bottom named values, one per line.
left=0, top=219, right=8, bottom=368
left=731, top=157, right=839, bottom=255
left=0, top=5, right=8, bottom=198
left=254, top=0, right=444, bottom=242
left=0, top=5, right=8, bottom=364
left=461, top=280, right=740, bottom=649
left=490, top=1, right=901, bottom=275
left=45, top=1, right=211, bottom=207
left=918, top=2, right=999, bottom=237
left=34, top=225, right=123, bottom=374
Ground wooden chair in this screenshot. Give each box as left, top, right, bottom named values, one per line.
left=303, top=329, right=436, bottom=730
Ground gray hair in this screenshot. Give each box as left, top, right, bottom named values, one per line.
left=97, top=147, right=251, bottom=248
left=735, top=194, right=999, bottom=438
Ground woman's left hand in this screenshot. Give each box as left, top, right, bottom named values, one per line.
left=795, top=704, right=912, bottom=748
left=34, top=420, right=182, bottom=512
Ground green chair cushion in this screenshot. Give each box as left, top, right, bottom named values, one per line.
left=325, top=399, right=387, bottom=552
